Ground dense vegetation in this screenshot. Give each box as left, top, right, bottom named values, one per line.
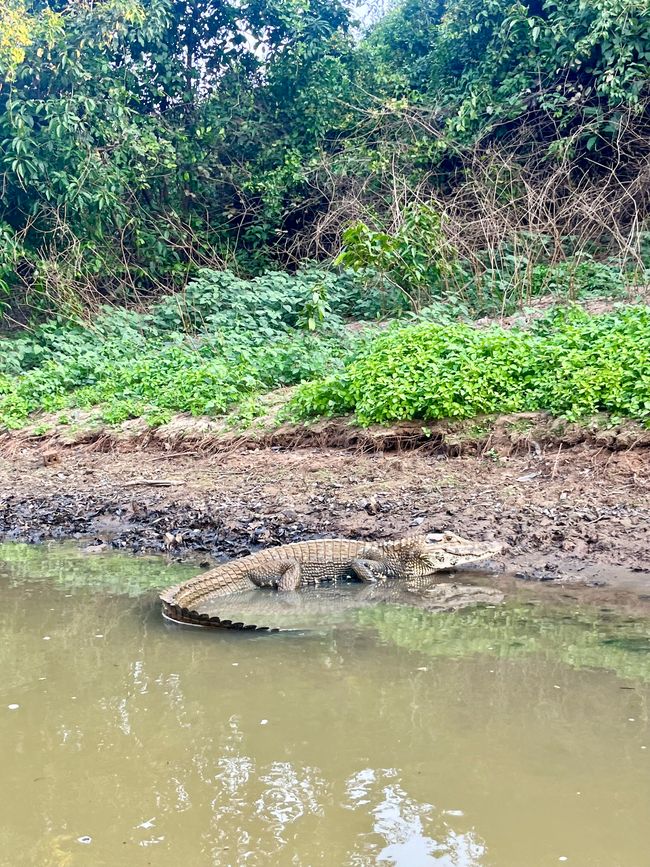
left=1, top=0, right=649, bottom=432
left=1, top=0, right=649, bottom=308
left=0, top=268, right=375, bottom=428
left=290, top=305, right=650, bottom=425
left=0, top=266, right=647, bottom=430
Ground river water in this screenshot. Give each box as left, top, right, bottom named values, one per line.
left=1, top=542, right=649, bottom=866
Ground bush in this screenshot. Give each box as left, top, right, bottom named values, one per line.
left=289, top=306, right=650, bottom=426
left=149, top=266, right=392, bottom=333
left=448, top=255, right=631, bottom=319
left=2, top=265, right=647, bottom=432
left=285, top=374, right=356, bottom=419
left=335, top=204, right=458, bottom=312
left=530, top=258, right=627, bottom=300
left=0, top=268, right=375, bottom=429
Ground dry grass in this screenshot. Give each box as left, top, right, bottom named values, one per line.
left=284, top=97, right=650, bottom=285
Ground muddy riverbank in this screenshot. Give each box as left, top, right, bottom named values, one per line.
left=3, top=434, right=649, bottom=589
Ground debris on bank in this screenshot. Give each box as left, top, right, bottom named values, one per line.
left=3, top=404, right=650, bottom=460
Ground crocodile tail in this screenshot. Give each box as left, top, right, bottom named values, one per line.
left=159, top=565, right=280, bottom=633
left=160, top=600, right=279, bottom=632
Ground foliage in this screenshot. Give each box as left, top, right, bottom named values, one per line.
left=1, top=260, right=646, bottom=431
left=298, top=0, right=650, bottom=284
left=0, top=267, right=375, bottom=428
left=450, top=255, right=634, bottom=317
left=335, top=204, right=459, bottom=311
left=149, top=267, right=357, bottom=335
left=289, top=305, right=650, bottom=425
left=0, top=0, right=33, bottom=74
left=529, top=257, right=628, bottom=301
left=366, top=0, right=650, bottom=141
left=0, top=0, right=63, bottom=77
left=0, top=0, right=356, bottom=307
left=1, top=0, right=648, bottom=315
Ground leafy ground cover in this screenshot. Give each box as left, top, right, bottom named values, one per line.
left=0, top=266, right=648, bottom=432
left=289, top=305, right=650, bottom=426
left=0, top=268, right=375, bottom=429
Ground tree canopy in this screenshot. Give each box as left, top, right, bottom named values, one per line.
left=1, top=0, right=648, bottom=312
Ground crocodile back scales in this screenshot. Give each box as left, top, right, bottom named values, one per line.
left=160, top=539, right=374, bottom=631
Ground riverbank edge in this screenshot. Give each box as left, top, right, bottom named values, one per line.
left=4, top=407, right=650, bottom=459
left=2, top=427, right=649, bottom=593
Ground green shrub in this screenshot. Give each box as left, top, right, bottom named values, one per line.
left=335, top=204, right=458, bottom=312
left=287, top=374, right=356, bottom=419
left=2, top=264, right=647, bottom=432
left=530, top=258, right=627, bottom=300
left=0, top=267, right=369, bottom=429
left=289, top=306, right=650, bottom=426
left=450, top=256, right=630, bottom=319
left=148, top=266, right=383, bottom=338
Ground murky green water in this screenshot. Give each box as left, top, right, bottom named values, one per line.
left=1, top=542, right=650, bottom=867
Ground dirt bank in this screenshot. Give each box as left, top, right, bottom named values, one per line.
left=3, top=429, right=649, bottom=589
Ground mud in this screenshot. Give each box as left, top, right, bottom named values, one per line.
left=3, top=431, right=649, bottom=592
left=6, top=405, right=650, bottom=456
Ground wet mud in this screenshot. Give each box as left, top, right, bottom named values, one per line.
left=3, top=438, right=649, bottom=593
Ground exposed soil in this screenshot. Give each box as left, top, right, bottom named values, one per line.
left=2, top=423, right=649, bottom=594
left=7, top=401, right=650, bottom=456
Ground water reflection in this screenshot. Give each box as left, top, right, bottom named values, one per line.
left=1, top=543, right=649, bottom=866
left=346, top=769, right=486, bottom=866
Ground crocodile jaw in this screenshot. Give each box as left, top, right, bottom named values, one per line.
left=424, top=531, right=503, bottom=570
left=379, top=532, right=503, bottom=575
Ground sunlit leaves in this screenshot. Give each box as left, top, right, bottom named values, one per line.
left=291, top=305, right=650, bottom=425
left=0, top=0, right=33, bottom=75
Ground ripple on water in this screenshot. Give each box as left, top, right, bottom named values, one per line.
left=0, top=542, right=649, bottom=866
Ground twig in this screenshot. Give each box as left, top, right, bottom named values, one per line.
left=123, top=478, right=185, bottom=487
left=151, top=451, right=200, bottom=460
left=551, top=444, right=563, bottom=479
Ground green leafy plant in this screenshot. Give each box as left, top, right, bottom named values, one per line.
left=336, top=204, right=458, bottom=311
left=0, top=268, right=367, bottom=429
left=289, top=305, right=650, bottom=426
left=530, top=258, right=627, bottom=301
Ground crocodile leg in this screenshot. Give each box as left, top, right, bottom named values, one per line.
left=276, top=560, right=302, bottom=592
left=350, top=558, right=384, bottom=583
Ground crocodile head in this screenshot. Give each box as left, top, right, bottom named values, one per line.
left=379, top=532, right=502, bottom=577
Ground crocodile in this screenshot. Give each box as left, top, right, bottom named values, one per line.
left=159, top=532, right=502, bottom=632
